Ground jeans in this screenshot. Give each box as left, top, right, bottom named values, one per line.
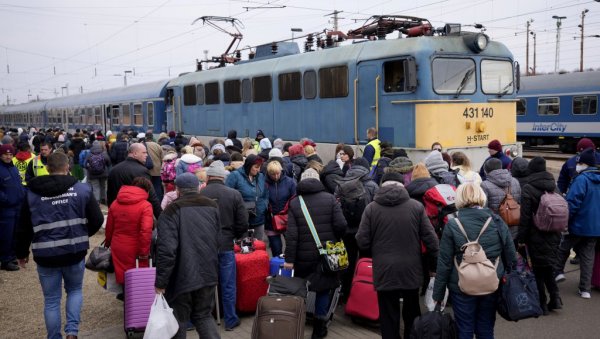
left=314, top=290, right=332, bottom=319
left=377, top=289, right=420, bottom=339
left=170, top=285, right=220, bottom=339
left=556, top=235, right=597, bottom=292
left=89, top=177, right=107, bottom=203
left=218, top=251, right=239, bottom=328
left=268, top=235, right=283, bottom=258
left=37, top=260, right=85, bottom=339
left=151, top=176, right=164, bottom=202
left=450, top=290, right=497, bottom=339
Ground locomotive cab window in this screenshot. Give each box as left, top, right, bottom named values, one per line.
left=278, top=72, right=302, bottom=101
left=538, top=97, right=559, bottom=115
left=224, top=80, right=241, bottom=104
left=253, top=76, right=272, bottom=102
left=205, top=82, right=220, bottom=105
left=481, top=60, right=513, bottom=95
left=184, top=85, right=197, bottom=106
left=319, top=66, right=348, bottom=98
left=384, top=60, right=406, bottom=92
left=432, top=58, right=476, bottom=95
left=516, top=98, right=526, bottom=116
left=573, top=95, right=597, bottom=115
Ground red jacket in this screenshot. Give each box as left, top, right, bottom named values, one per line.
left=105, top=186, right=154, bottom=284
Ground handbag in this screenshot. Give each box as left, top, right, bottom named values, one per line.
left=86, top=241, right=113, bottom=272
left=244, top=181, right=260, bottom=219
left=271, top=196, right=294, bottom=233
left=298, top=196, right=349, bottom=273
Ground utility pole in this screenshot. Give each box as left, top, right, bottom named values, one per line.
left=530, top=31, right=537, bottom=75
left=324, top=10, right=343, bottom=31
left=580, top=9, right=589, bottom=72
left=526, top=19, right=533, bottom=76
left=552, top=15, right=566, bottom=73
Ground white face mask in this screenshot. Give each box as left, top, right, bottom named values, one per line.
left=576, top=164, right=589, bottom=173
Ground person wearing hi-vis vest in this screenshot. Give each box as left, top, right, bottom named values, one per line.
left=12, top=142, right=36, bottom=186
left=25, top=142, right=52, bottom=183
left=363, top=127, right=381, bottom=171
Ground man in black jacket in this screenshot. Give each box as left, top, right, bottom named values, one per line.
left=15, top=152, right=103, bottom=339
left=155, top=173, right=220, bottom=339
left=200, top=160, right=248, bottom=331
left=106, top=143, right=161, bottom=218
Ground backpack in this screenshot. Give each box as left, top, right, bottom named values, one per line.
left=87, top=153, right=106, bottom=176
left=186, top=162, right=201, bottom=173
left=338, top=177, right=369, bottom=226
left=432, top=170, right=462, bottom=187
left=498, top=186, right=520, bottom=226
left=533, top=192, right=569, bottom=232
left=161, top=159, right=177, bottom=182
left=453, top=217, right=500, bottom=296
left=423, top=184, right=457, bottom=236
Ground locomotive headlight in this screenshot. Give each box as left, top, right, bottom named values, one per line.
left=463, top=33, right=489, bottom=53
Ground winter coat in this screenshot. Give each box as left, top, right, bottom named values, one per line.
left=285, top=178, right=347, bottom=291
left=510, top=157, right=531, bottom=189
left=557, top=153, right=600, bottom=193
left=109, top=140, right=129, bottom=165
left=155, top=192, right=220, bottom=302
left=0, top=160, right=25, bottom=212
left=175, top=154, right=203, bottom=177
left=334, top=167, right=379, bottom=229
left=69, top=138, right=86, bottom=164
left=107, top=157, right=162, bottom=219
left=144, top=141, right=163, bottom=177
left=265, top=173, right=296, bottom=231
left=566, top=168, right=600, bottom=237
left=290, top=154, right=308, bottom=182
left=433, top=208, right=517, bottom=301
left=201, top=180, right=249, bottom=251
left=453, top=165, right=482, bottom=186
left=356, top=185, right=439, bottom=291
left=517, top=171, right=561, bottom=267
left=84, top=143, right=111, bottom=179
left=480, top=169, right=521, bottom=214
left=105, top=186, right=153, bottom=284
left=479, top=152, right=512, bottom=181
left=307, top=153, right=323, bottom=164
left=225, top=166, right=269, bottom=226
left=321, top=160, right=344, bottom=194
left=405, top=177, right=438, bottom=205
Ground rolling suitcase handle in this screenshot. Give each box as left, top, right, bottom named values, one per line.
left=136, top=257, right=153, bottom=268
left=278, top=264, right=295, bottom=277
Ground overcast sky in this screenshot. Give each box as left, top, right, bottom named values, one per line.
left=1, top=0, right=599, bottom=104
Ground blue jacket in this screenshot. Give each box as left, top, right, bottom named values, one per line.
left=0, top=161, right=25, bottom=211
left=225, top=166, right=269, bottom=226
left=479, top=151, right=512, bottom=181
left=557, top=153, right=600, bottom=193
left=566, top=168, right=600, bottom=237
left=265, top=173, right=296, bottom=231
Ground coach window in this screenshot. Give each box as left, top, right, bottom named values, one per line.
left=134, top=104, right=143, bottom=126
left=516, top=99, right=526, bottom=116
left=481, top=59, right=513, bottom=94
left=111, top=105, right=120, bottom=126
left=319, top=66, right=348, bottom=98
left=279, top=72, right=302, bottom=100
left=432, top=58, right=476, bottom=95
left=538, top=97, right=559, bottom=115
left=304, top=70, right=317, bottom=99
left=205, top=82, right=220, bottom=105
left=253, top=76, right=272, bottom=102
left=122, top=104, right=132, bottom=125
left=86, top=107, right=93, bottom=125
left=196, top=84, right=204, bottom=105
left=95, top=107, right=102, bottom=125
left=224, top=80, right=242, bottom=104
left=242, top=79, right=251, bottom=103
left=573, top=95, right=597, bottom=115
left=384, top=60, right=406, bottom=92
left=147, top=103, right=154, bottom=126
left=184, top=85, right=197, bottom=106
left=69, top=109, right=76, bottom=125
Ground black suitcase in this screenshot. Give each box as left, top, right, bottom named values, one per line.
left=251, top=295, right=306, bottom=339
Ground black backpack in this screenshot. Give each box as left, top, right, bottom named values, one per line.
left=431, top=170, right=462, bottom=187
left=338, top=177, right=369, bottom=225
left=411, top=307, right=457, bottom=339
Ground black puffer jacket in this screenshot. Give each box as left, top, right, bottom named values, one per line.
left=405, top=177, right=438, bottom=205
left=107, top=157, right=161, bottom=218
left=290, top=154, right=308, bottom=182
left=285, top=178, right=347, bottom=291
left=511, top=157, right=530, bottom=188
left=517, top=171, right=561, bottom=267
left=334, top=166, right=379, bottom=233
left=321, top=160, right=344, bottom=194
left=356, top=185, right=439, bottom=291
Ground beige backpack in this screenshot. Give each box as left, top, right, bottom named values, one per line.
left=454, top=217, right=499, bottom=296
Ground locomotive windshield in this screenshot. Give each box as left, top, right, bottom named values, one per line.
left=481, top=60, right=513, bottom=95
left=432, top=58, right=476, bottom=95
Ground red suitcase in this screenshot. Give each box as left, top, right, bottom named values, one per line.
left=124, top=260, right=156, bottom=336
left=592, top=251, right=600, bottom=289
left=345, top=258, right=380, bottom=321
left=234, top=240, right=267, bottom=253
left=236, top=250, right=270, bottom=313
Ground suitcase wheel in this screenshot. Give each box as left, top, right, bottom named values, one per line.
left=126, top=330, right=135, bottom=337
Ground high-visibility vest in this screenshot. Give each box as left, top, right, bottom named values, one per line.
left=367, top=139, right=381, bottom=170
left=32, top=155, right=49, bottom=177
left=12, top=154, right=35, bottom=185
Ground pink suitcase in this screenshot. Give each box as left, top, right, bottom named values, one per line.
left=592, top=251, right=600, bottom=289
left=124, top=260, right=156, bottom=336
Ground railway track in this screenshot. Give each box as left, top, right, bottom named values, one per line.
left=522, top=146, right=574, bottom=161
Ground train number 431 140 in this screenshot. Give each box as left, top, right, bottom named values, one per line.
left=463, top=107, right=494, bottom=119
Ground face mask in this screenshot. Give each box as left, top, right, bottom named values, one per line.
left=576, top=164, right=588, bottom=173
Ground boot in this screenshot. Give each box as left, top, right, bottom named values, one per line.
left=311, top=318, right=328, bottom=339
left=548, top=294, right=563, bottom=311
left=541, top=303, right=549, bottom=316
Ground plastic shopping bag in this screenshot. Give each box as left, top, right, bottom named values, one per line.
left=424, top=277, right=449, bottom=311
left=143, top=294, right=179, bottom=339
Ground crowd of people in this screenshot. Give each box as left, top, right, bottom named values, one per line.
left=0, top=124, right=599, bottom=339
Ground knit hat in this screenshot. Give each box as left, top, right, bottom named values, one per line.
left=224, top=139, right=234, bottom=147
left=0, top=144, right=15, bottom=155
left=424, top=150, right=449, bottom=173
left=1, top=135, right=13, bottom=145
left=527, top=157, right=546, bottom=173
left=352, top=157, right=371, bottom=170
left=273, top=138, right=284, bottom=151
left=381, top=172, right=404, bottom=185
left=484, top=158, right=502, bottom=174
left=576, top=138, right=595, bottom=153
left=58, top=134, right=65, bottom=142
left=488, top=139, right=502, bottom=153
left=206, top=160, right=227, bottom=178
left=389, top=156, right=413, bottom=173
left=577, top=148, right=597, bottom=166
left=301, top=168, right=320, bottom=181
left=268, top=148, right=283, bottom=159
left=259, top=138, right=272, bottom=150
left=288, top=144, right=305, bottom=157
left=168, top=131, right=176, bottom=138
left=255, top=129, right=265, bottom=141
left=510, top=157, right=530, bottom=178
left=211, top=143, right=226, bottom=153
left=175, top=173, right=199, bottom=189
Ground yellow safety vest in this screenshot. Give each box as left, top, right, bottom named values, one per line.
left=12, top=154, right=35, bottom=186
left=253, top=142, right=261, bottom=153
left=367, top=139, right=381, bottom=170
left=32, top=155, right=49, bottom=177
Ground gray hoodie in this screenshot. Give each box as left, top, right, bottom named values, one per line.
left=481, top=169, right=521, bottom=213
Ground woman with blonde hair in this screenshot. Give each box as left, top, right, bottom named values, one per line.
left=451, top=151, right=482, bottom=185
left=405, top=163, right=438, bottom=205
left=433, top=182, right=516, bottom=339
left=241, top=138, right=254, bottom=157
